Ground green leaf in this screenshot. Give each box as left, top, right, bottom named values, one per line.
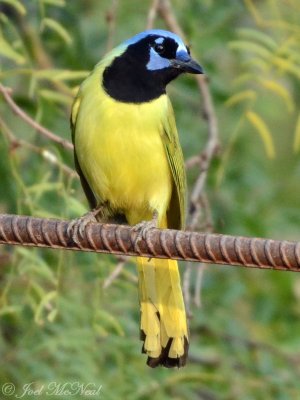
left=229, top=40, right=272, bottom=59
left=29, top=280, right=47, bottom=301
left=27, top=182, right=63, bottom=194
left=33, top=69, right=89, bottom=82
left=279, top=46, right=300, bottom=66
left=225, top=90, right=257, bottom=107
left=0, top=36, right=26, bottom=64
left=94, top=309, right=125, bottom=337
left=244, top=57, right=269, bottom=71
left=238, top=28, right=277, bottom=51
left=246, top=111, right=276, bottom=158
left=0, top=0, right=26, bottom=15
left=34, top=290, right=57, bottom=325
left=260, top=79, right=294, bottom=112
left=41, top=18, right=72, bottom=45
left=92, top=323, right=108, bottom=338
left=0, top=305, right=23, bottom=316
left=272, top=56, right=300, bottom=79
left=39, top=89, right=72, bottom=105
left=66, top=196, right=89, bottom=217
left=232, top=72, right=257, bottom=87
left=16, top=248, right=57, bottom=284
left=244, top=0, right=262, bottom=25
left=47, top=308, right=58, bottom=322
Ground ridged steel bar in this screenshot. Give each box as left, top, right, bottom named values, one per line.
left=0, top=214, right=300, bottom=271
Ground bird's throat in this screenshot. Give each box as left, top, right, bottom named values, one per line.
left=102, top=62, right=167, bottom=103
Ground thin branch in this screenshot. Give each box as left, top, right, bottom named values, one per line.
left=146, top=0, right=160, bottom=30
left=184, top=194, right=212, bottom=310
left=157, top=0, right=219, bottom=226
left=183, top=261, right=192, bottom=316
left=190, top=74, right=220, bottom=205
left=194, top=263, right=205, bottom=308
left=0, top=117, right=77, bottom=179
left=0, top=214, right=300, bottom=272
left=0, top=84, right=73, bottom=151
left=185, top=155, right=201, bottom=170
left=105, top=0, right=118, bottom=52
left=155, top=1, right=220, bottom=308
left=157, top=0, right=185, bottom=38
left=103, top=259, right=126, bottom=289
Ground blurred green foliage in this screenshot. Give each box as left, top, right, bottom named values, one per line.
left=0, top=0, right=300, bottom=399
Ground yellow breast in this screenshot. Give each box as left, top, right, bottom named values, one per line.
left=74, top=69, right=173, bottom=224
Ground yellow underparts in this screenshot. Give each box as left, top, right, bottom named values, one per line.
left=74, top=69, right=172, bottom=222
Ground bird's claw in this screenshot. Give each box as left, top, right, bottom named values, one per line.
left=132, top=212, right=158, bottom=251
left=67, top=210, right=99, bottom=245
left=132, top=220, right=157, bottom=241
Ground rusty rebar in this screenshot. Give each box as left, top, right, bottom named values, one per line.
left=0, top=214, right=299, bottom=271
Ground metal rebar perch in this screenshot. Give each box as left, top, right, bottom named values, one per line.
left=0, top=214, right=299, bottom=272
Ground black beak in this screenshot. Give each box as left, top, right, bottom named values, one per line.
left=170, top=58, right=204, bottom=74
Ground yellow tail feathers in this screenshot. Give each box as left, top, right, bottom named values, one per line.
left=137, top=256, right=188, bottom=368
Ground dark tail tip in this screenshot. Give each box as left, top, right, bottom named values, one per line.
left=141, top=335, right=189, bottom=368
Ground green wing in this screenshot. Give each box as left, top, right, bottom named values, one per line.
left=163, top=98, right=187, bottom=230
left=71, top=93, right=97, bottom=209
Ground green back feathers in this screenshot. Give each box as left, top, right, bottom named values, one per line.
left=163, top=98, right=186, bottom=230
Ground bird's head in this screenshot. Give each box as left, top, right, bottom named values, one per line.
left=102, top=29, right=204, bottom=103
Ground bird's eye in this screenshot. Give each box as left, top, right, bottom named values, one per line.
left=154, top=43, right=165, bottom=54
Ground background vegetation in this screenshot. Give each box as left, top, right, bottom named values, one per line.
left=1, top=0, right=300, bottom=399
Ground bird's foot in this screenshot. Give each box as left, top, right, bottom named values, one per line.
left=67, top=207, right=102, bottom=245
left=132, top=211, right=158, bottom=250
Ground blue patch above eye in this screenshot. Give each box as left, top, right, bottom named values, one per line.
left=154, top=37, right=164, bottom=44
left=124, top=29, right=186, bottom=49
left=176, top=50, right=191, bottom=62
left=146, top=48, right=171, bottom=71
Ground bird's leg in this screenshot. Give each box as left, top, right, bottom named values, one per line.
left=67, top=206, right=104, bottom=244
left=132, top=210, right=159, bottom=248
